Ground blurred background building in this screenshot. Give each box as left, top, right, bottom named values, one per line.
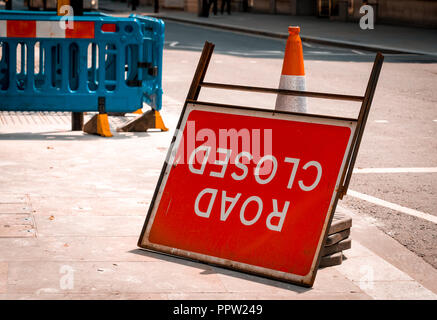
left=146, top=0, right=437, bottom=28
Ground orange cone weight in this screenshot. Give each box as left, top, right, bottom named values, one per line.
left=275, top=26, right=307, bottom=113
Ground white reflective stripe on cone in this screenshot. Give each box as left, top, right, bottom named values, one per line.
left=275, top=75, right=307, bottom=113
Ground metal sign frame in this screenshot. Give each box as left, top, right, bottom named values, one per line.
left=138, top=42, right=384, bottom=287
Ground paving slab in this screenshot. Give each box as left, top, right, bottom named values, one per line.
left=0, top=195, right=27, bottom=203
left=0, top=263, right=7, bottom=294
left=213, top=263, right=364, bottom=296
left=6, top=261, right=227, bottom=295
left=0, top=214, right=33, bottom=225
left=0, top=203, right=31, bottom=214
left=0, top=293, right=168, bottom=300
left=338, top=205, right=437, bottom=295
left=0, top=237, right=157, bottom=262
left=0, top=224, right=36, bottom=238
left=33, top=215, right=144, bottom=237
left=165, top=291, right=370, bottom=300
left=28, top=196, right=150, bottom=217
left=351, top=281, right=437, bottom=300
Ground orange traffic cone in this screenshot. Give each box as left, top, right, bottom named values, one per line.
left=275, top=26, right=307, bottom=113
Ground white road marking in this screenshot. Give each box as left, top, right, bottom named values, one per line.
left=302, top=42, right=313, bottom=48
left=307, top=50, right=331, bottom=55
left=433, top=120, right=437, bottom=122
left=351, top=49, right=365, bottom=55
left=225, top=50, right=282, bottom=56
left=166, top=44, right=284, bottom=57
left=172, top=45, right=203, bottom=50
left=254, top=50, right=283, bottom=54
left=374, top=120, right=388, bottom=123
left=353, top=167, right=437, bottom=173
left=347, top=189, right=437, bottom=224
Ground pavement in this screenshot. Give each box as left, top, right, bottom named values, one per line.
left=98, top=1, right=437, bottom=56
left=0, top=101, right=436, bottom=300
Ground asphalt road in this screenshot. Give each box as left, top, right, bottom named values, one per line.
left=163, top=21, right=437, bottom=63
left=162, top=21, right=437, bottom=268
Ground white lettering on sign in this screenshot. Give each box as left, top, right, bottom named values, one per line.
left=254, top=155, right=278, bottom=185
left=266, top=199, right=290, bottom=232
left=188, top=147, right=322, bottom=191
left=194, top=188, right=290, bottom=232
left=221, top=191, right=241, bottom=221
left=284, top=157, right=300, bottom=189
left=231, top=151, right=252, bottom=181
left=194, top=188, right=217, bottom=218
left=210, top=148, right=232, bottom=178
left=189, top=148, right=323, bottom=232
left=240, top=196, right=263, bottom=226
left=299, top=161, right=322, bottom=191
left=189, top=145, right=211, bottom=175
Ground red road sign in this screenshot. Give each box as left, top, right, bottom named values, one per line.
left=139, top=102, right=357, bottom=286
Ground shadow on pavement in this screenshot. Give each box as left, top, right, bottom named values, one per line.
left=129, top=248, right=312, bottom=294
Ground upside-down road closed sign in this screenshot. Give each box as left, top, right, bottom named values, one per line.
left=138, top=102, right=357, bottom=287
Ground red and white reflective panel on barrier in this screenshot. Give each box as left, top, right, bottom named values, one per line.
left=139, top=103, right=356, bottom=286
left=0, top=20, right=95, bottom=38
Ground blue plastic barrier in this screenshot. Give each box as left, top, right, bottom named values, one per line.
left=0, top=10, right=164, bottom=113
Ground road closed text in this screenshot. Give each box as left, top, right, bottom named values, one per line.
left=189, top=146, right=322, bottom=232
left=143, top=107, right=354, bottom=278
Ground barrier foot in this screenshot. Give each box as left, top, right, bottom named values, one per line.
left=116, top=110, right=168, bottom=132
left=83, top=113, right=113, bottom=137
left=71, top=112, right=84, bottom=131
